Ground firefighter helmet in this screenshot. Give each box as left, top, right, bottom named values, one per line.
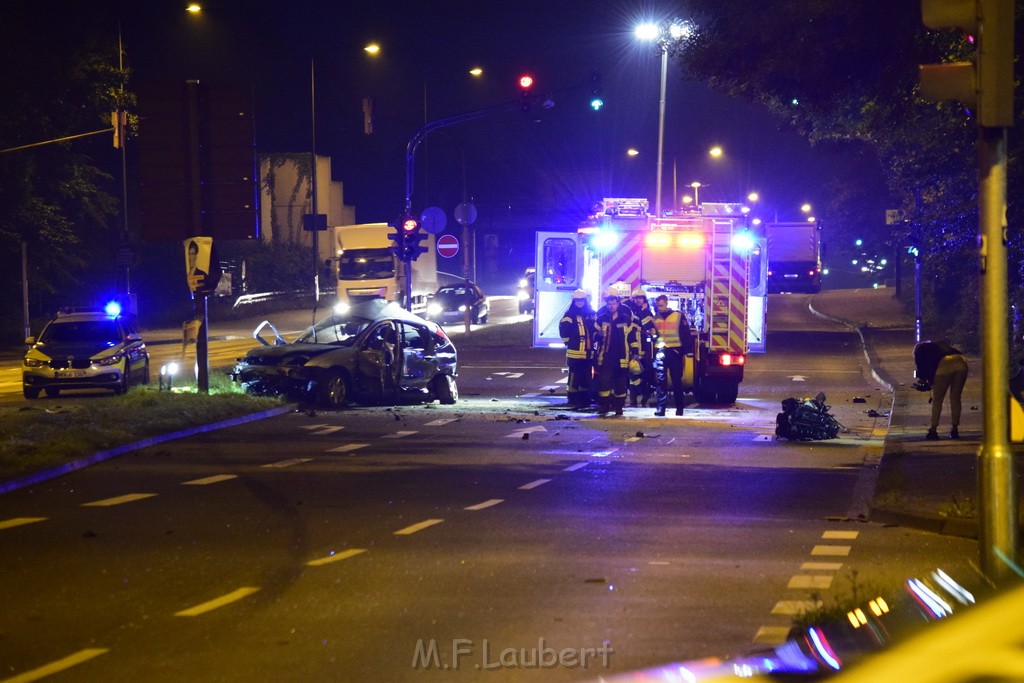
left=571, top=289, right=588, bottom=300
left=631, top=287, right=646, bottom=298
left=604, top=287, right=621, bottom=300
left=628, top=358, right=643, bottom=376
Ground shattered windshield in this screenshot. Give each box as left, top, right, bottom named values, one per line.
left=297, top=315, right=370, bottom=344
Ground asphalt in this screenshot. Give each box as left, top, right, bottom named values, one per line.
left=6, top=289, right=1009, bottom=540
left=808, top=287, right=1011, bottom=539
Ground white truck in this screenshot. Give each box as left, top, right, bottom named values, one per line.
left=765, top=221, right=823, bottom=293
left=333, top=223, right=437, bottom=314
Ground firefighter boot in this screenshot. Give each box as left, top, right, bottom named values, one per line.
left=614, top=396, right=625, bottom=417
left=674, top=392, right=685, bottom=416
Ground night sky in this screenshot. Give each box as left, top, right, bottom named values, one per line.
left=13, top=1, right=841, bottom=231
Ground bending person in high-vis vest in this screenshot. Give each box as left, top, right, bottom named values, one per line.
left=653, top=294, right=694, bottom=416
left=559, top=289, right=596, bottom=408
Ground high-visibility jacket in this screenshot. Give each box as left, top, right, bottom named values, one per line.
left=559, top=307, right=594, bottom=360
left=595, top=307, right=640, bottom=369
left=632, top=303, right=657, bottom=358
left=655, top=309, right=693, bottom=352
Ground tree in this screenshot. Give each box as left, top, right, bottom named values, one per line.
left=676, top=0, right=1024, bottom=350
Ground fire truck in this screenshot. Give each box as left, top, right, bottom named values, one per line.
left=532, top=198, right=767, bottom=405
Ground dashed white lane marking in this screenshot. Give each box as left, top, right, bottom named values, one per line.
left=465, top=499, right=504, bottom=511
left=822, top=530, right=859, bottom=540
left=0, top=517, right=47, bottom=531
left=802, top=561, right=843, bottom=571
left=771, top=600, right=820, bottom=616
left=382, top=431, right=418, bottom=439
left=788, top=575, right=834, bottom=590
left=424, top=419, right=458, bottom=426
left=519, top=479, right=551, bottom=490
left=81, top=493, right=157, bottom=507
left=182, top=474, right=237, bottom=486
left=300, top=424, right=330, bottom=430
left=394, top=519, right=444, bottom=535
left=492, top=372, right=524, bottom=379
left=753, top=626, right=791, bottom=645
left=327, top=444, right=369, bottom=453
left=310, top=426, right=345, bottom=435
left=507, top=426, right=548, bottom=438
left=175, top=587, right=260, bottom=617
left=262, top=458, right=314, bottom=468
left=518, top=393, right=540, bottom=398
left=556, top=377, right=568, bottom=384
left=3, top=648, right=110, bottom=682
left=563, top=462, right=589, bottom=472
left=811, top=545, right=852, bottom=556
left=306, top=548, right=367, bottom=567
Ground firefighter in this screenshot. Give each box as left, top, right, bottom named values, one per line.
left=653, top=294, right=694, bottom=416
left=594, top=288, right=640, bottom=416
left=559, top=289, right=596, bottom=408
left=625, top=287, right=657, bottom=407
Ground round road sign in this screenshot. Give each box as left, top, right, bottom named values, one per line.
left=436, top=234, right=459, bottom=258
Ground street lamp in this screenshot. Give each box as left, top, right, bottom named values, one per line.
left=690, top=181, right=703, bottom=207
left=635, top=19, right=692, bottom=218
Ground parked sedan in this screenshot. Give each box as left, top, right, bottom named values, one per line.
left=426, top=282, right=489, bottom=324
left=517, top=267, right=536, bottom=315
left=232, top=299, right=458, bottom=408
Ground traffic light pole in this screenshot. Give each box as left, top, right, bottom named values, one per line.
left=977, top=125, right=1017, bottom=582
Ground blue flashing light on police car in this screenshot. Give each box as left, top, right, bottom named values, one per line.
left=104, top=300, right=122, bottom=317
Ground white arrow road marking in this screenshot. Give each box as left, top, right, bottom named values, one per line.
left=539, top=385, right=562, bottom=391
left=464, top=499, right=504, bottom=511
left=394, top=519, right=444, bottom=535
left=424, top=419, right=458, bottom=426
left=382, top=431, right=418, bottom=439
left=311, top=426, right=345, bottom=435
left=327, top=444, right=369, bottom=453
left=556, top=377, right=568, bottom=384
left=175, top=587, right=260, bottom=617
left=492, top=372, right=524, bottom=378
left=306, top=548, right=367, bottom=567
left=7, top=648, right=110, bottom=681
left=0, top=517, right=47, bottom=531
left=262, top=458, right=314, bottom=468
left=82, top=493, right=157, bottom=507
left=182, top=474, right=237, bottom=486
left=507, top=426, right=548, bottom=438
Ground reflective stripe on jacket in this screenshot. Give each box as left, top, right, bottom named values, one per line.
left=559, top=310, right=593, bottom=360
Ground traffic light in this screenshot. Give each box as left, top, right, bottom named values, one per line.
left=518, top=74, right=535, bottom=113
left=919, top=0, right=1014, bottom=128
left=589, top=72, right=604, bottom=111
left=395, top=215, right=428, bottom=261
left=387, top=218, right=404, bottom=258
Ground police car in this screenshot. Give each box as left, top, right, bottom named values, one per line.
left=22, top=303, right=150, bottom=399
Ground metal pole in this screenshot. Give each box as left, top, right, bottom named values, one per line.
left=914, top=254, right=922, bottom=344
left=21, top=241, right=30, bottom=340
left=655, top=46, right=668, bottom=219
left=977, top=124, right=1017, bottom=583
left=186, top=80, right=209, bottom=394
left=310, top=59, right=320, bottom=303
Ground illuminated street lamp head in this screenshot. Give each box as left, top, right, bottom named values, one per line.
left=634, top=22, right=660, bottom=41
left=518, top=74, right=534, bottom=89
left=364, top=43, right=381, bottom=56
left=747, top=192, right=760, bottom=202
left=627, top=148, right=639, bottom=157
left=690, top=181, right=702, bottom=189
left=185, top=3, right=201, bottom=13
left=469, top=67, right=483, bottom=77
left=709, top=146, right=723, bottom=158
left=801, top=203, right=812, bottom=213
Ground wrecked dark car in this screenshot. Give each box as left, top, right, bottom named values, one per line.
left=232, top=299, right=458, bottom=408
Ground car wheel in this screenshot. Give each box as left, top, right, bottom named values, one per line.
left=44, top=387, right=60, bottom=398
left=115, top=368, right=131, bottom=396
left=717, top=384, right=739, bottom=405
left=23, top=386, right=39, bottom=399
left=432, top=374, right=458, bottom=405
left=141, top=360, right=151, bottom=385
left=479, top=311, right=488, bottom=324
left=318, top=369, right=351, bottom=409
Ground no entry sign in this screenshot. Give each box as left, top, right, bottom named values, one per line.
left=436, top=234, right=459, bottom=258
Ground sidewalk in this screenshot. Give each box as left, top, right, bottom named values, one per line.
left=808, top=288, right=992, bottom=539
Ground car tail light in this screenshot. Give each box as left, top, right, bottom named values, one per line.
left=719, top=354, right=745, bottom=366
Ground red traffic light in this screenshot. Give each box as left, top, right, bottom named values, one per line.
left=518, top=74, right=534, bottom=90
left=401, top=217, right=419, bottom=233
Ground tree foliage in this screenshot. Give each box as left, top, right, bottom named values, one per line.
left=677, top=0, right=1024, bottom=351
